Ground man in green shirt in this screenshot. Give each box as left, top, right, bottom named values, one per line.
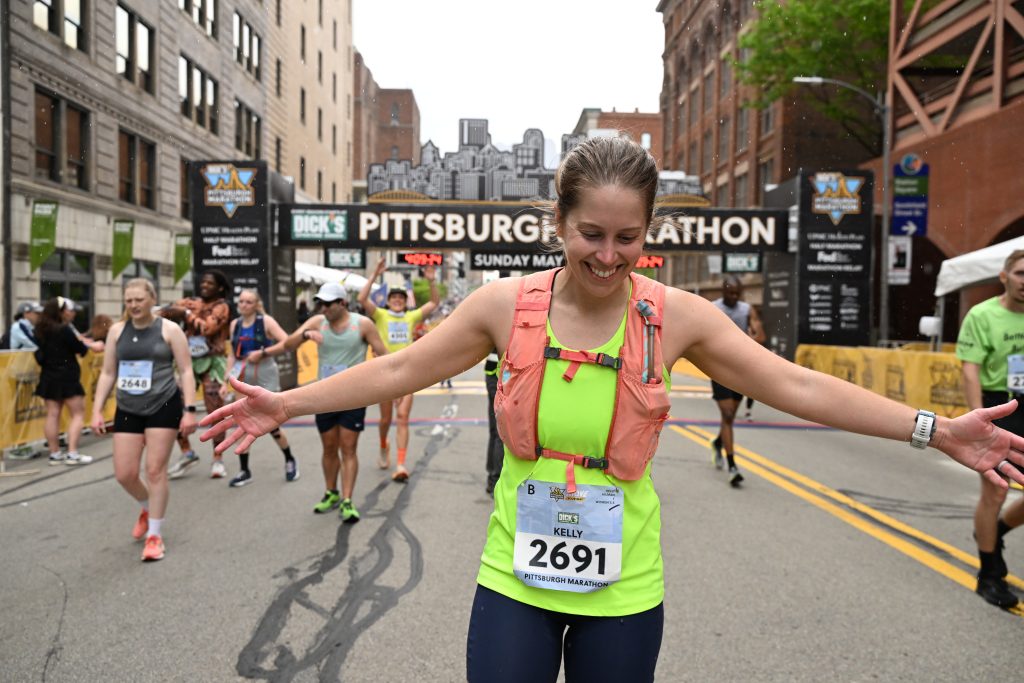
left=358, top=258, right=439, bottom=482
left=956, top=249, right=1024, bottom=608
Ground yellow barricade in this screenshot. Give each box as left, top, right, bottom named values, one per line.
left=0, top=350, right=117, bottom=450
left=796, top=344, right=968, bottom=418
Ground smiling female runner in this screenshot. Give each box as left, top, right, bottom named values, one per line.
left=91, top=279, right=196, bottom=562
left=199, top=136, right=1024, bottom=681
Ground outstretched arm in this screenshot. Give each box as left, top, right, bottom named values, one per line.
left=665, top=289, right=1024, bottom=488
left=200, top=278, right=518, bottom=454
left=358, top=259, right=387, bottom=317
left=417, top=265, right=440, bottom=319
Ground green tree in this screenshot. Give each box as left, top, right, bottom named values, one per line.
left=412, top=277, right=447, bottom=308
left=736, top=0, right=890, bottom=156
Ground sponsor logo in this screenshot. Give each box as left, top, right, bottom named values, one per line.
left=202, top=164, right=257, bottom=218
left=292, top=209, right=347, bottom=240
left=810, top=172, right=864, bottom=226
left=557, top=512, right=579, bottom=525
left=548, top=486, right=586, bottom=502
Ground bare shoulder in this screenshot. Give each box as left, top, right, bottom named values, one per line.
left=108, top=320, right=127, bottom=343
left=161, top=317, right=187, bottom=343
left=442, top=277, right=519, bottom=352
left=661, top=286, right=727, bottom=359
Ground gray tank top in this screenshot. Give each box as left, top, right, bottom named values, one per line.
left=318, top=313, right=369, bottom=380
left=115, top=317, right=179, bottom=415
left=712, top=299, right=750, bottom=332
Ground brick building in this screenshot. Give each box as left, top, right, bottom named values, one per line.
left=572, top=107, right=664, bottom=169
left=352, top=50, right=419, bottom=199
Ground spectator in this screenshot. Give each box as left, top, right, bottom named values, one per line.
left=10, top=301, right=43, bottom=350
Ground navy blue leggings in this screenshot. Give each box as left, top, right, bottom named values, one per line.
left=466, top=585, right=663, bottom=682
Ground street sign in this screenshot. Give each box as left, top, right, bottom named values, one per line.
left=892, top=160, right=929, bottom=237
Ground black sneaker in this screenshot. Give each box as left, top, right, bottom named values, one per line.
left=711, top=436, right=724, bottom=470
left=728, top=465, right=744, bottom=487
left=976, top=575, right=1019, bottom=608
left=229, top=470, right=253, bottom=488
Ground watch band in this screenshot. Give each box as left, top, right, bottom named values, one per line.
left=910, top=409, right=936, bottom=449
left=185, top=405, right=197, bottom=413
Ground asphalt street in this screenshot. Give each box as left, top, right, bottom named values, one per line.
left=1, top=365, right=1022, bottom=682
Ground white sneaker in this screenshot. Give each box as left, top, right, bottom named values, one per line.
left=48, top=452, right=66, bottom=466
left=64, top=452, right=93, bottom=466
left=210, top=460, right=227, bottom=478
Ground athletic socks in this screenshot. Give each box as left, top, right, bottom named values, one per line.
left=147, top=517, right=163, bottom=538
left=997, top=518, right=1013, bottom=540
left=239, top=452, right=250, bottom=472
left=979, top=549, right=1008, bottom=578
left=281, top=446, right=295, bottom=463
left=380, top=438, right=389, bottom=450
left=397, top=448, right=407, bottom=466
left=725, top=453, right=736, bottom=469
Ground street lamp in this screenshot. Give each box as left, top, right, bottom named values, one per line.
left=793, top=76, right=893, bottom=345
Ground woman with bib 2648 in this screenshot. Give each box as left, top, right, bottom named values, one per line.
left=200, top=136, right=1024, bottom=682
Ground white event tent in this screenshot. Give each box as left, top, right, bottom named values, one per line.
left=934, top=236, right=1024, bottom=297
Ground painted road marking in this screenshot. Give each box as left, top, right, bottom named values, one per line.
left=670, top=424, right=1024, bottom=617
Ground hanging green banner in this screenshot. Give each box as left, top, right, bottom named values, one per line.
left=111, top=219, right=135, bottom=278
left=29, top=200, right=59, bottom=272
left=174, top=234, right=192, bottom=284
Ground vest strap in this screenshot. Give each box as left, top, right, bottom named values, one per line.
left=537, top=447, right=608, bottom=494
left=543, top=346, right=622, bottom=382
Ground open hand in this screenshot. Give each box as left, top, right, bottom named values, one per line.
left=199, top=376, right=289, bottom=454
left=934, top=401, right=1024, bottom=488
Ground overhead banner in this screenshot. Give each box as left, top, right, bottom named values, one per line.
left=278, top=204, right=789, bottom=253
left=111, top=219, right=135, bottom=278
left=470, top=250, right=564, bottom=271
left=29, top=200, right=58, bottom=272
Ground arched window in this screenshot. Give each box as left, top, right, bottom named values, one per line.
left=390, top=102, right=400, bottom=125
left=391, top=145, right=399, bottom=159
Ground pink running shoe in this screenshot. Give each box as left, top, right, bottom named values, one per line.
left=132, top=509, right=149, bottom=540
left=142, top=535, right=165, bottom=562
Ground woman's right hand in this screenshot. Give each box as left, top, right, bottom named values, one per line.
left=199, top=376, right=289, bottom=454
left=90, top=412, right=107, bottom=435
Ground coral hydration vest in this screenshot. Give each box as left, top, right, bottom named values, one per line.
left=494, top=268, right=671, bottom=492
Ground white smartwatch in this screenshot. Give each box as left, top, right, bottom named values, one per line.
left=910, top=410, right=936, bottom=449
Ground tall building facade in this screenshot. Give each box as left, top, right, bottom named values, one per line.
left=572, top=108, right=664, bottom=169
left=657, top=0, right=873, bottom=297
left=5, top=0, right=268, bottom=326
left=352, top=50, right=418, bottom=200
left=267, top=0, right=353, bottom=205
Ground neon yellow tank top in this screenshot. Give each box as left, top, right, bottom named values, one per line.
left=372, top=307, right=424, bottom=353
left=476, top=310, right=670, bottom=616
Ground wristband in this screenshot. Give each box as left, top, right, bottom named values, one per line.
left=910, top=409, right=936, bottom=449
left=302, top=330, right=310, bottom=341
left=185, top=405, right=197, bottom=413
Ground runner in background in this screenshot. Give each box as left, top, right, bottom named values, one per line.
left=708, top=275, right=765, bottom=487
left=357, top=259, right=439, bottom=481
left=260, top=282, right=388, bottom=522
left=221, top=289, right=298, bottom=487
left=90, top=279, right=196, bottom=562
left=165, top=270, right=231, bottom=479
left=956, top=249, right=1024, bottom=608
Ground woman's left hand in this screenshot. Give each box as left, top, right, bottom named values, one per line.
left=934, top=401, right=1024, bottom=488
left=179, top=411, right=197, bottom=437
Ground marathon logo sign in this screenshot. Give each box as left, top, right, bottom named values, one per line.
left=277, top=204, right=789, bottom=252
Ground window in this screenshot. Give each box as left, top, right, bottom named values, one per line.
left=233, top=12, right=261, bottom=79
left=179, top=56, right=218, bottom=133
left=299, top=157, right=305, bottom=190
left=719, top=59, right=731, bottom=97
left=121, top=260, right=160, bottom=298
left=688, top=141, right=697, bottom=175
left=760, top=104, right=775, bottom=135
left=318, top=51, right=323, bottom=83
left=275, top=59, right=281, bottom=97
left=735, top=172, right=748, bottom=207
left=275, top=0, right=281, bottom=26
left=640, top=132, right=652, bottom=150
left=274, top=137, right=281, bottom=171
left=703, top=72, right=714, bottom=112
left=391, top=145, right=399, bottom=159
left=702, top=131, right=712, bottom=173
left=35, top=89, right=88, bottom=190
left=180, top=158, right=191, bottom=218
left=300, top=88, right=306, bottom=124
left=300, top=25, right=306, bottom=63
left=677, top=100, right=685, bottom=137
left=333, top=19, right=337, bottom=50
left=234, top=100, right=262, bottom=159
left=718, top=181, right=730, bottom=207
left=40, top=250, right=93, bottom=333
left=317, top=108, right=322, bottom=141
left=332, top=182, right=336, bottom=203
left=332, top=72, right=336, bottom=102
left=34, top=0, right=87, bottom=51
left=179, top=0, right=215, bottom=37
left=119, top=129, right=155, bottom=208
left=117, top=5, right=154, bottom=93
left=688, top=93, right=698, bottom=125
left=347, top=94, right=352, bottom=120
left=391, top=103, right=400, bottom=126
left=317, top=170, right=322, bottom=201
left=717, top=117, right=730, bottom=162
left=347, top=141, right=352, bottom=167
left=332, top=124, right=336, bottom=154
left=736, top=108, right=749, bottom=152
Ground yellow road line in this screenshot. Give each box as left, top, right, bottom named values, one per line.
left=669, top=424, right=1024, bottom=617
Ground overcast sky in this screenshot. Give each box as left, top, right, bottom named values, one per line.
left=353, top=0, right=665, bottom=167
